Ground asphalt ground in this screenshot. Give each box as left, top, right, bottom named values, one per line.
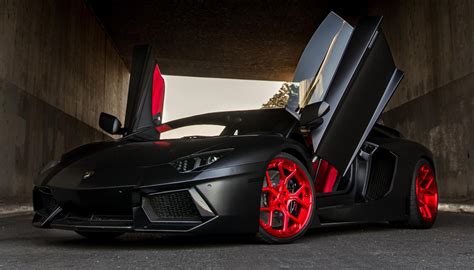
left=0, top=212, right=473, bottom=269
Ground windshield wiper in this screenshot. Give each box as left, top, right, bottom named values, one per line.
left=180, top=135, right=212, bottom=139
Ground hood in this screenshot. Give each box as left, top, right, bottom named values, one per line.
left=63, top=137, right=229, bottom=169
left=43, top=135, right=284, bottom=190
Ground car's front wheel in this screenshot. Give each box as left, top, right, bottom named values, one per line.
left=256, top=153, right=315, bottom=244
left=76, top=231, right=124, bottom=240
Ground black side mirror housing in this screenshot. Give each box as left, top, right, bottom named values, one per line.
left=300, top=101, right=330, bottom=128
left=99, top=112, right=124, bottom=135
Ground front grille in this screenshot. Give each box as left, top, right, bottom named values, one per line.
left=146, top=191, right=201, bottom=221
left=53, top=187, right=134, bottom=217
left=366, top=150, right=396, bottom=200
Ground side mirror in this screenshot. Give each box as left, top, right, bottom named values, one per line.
left=300, top=101, right=330, bottom=128
left=99, top=112, right=124, bottom=135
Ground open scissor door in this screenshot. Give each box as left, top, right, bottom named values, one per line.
left=295, top=13, right=403, bottom=175
left=124, top=45, right=165, bottom=134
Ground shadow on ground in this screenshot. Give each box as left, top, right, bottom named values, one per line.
left=37, top=221, right=401, bottom=250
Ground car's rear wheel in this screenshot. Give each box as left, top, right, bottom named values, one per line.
left=256, top=153, right=315, bottom=244
left=76, top=231, right=124, bottom=240
left=405, top=159, right=438, bottom=228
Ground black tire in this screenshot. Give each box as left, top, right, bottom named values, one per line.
left=76, top=231, right=124, bottom=240
left=256, top=152, right=316, bottom=244
left=402, top=159, right=438, bottom=229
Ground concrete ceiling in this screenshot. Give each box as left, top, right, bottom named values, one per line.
left=86, top=0, right=368, bottom=81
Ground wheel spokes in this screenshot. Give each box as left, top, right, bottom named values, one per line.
left=283, top=168, right=296, bottom=186
left=287, top=211, right=300, bottom=223
left=419, top=186, right=436, bottom=196
left=262, top=186, right=278, bottom=196
left=415, top=163, right=438, bottom=222
left=293, top=185, right=304, bottom=197
left=418, top=193, right=433, bottom=220
left=267, top=209, right=274, bottom=227
left=418, top=199, right=432, bottom=220
left=277, top=161, right=286, bottom=182
left=419, top=166, right=430, bottom=181
left=282, top=209, right=289, bottom=231
left=423, top=175, right=434, bottom=189
left=295, top=197, right=311, bottom=209
left=265, top=171, right=273, bottom=187
left=260, top=157, right=314, bottom=238
left=287, top=192, right=310, bottom=208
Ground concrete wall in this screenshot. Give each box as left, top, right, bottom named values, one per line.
left=0, top=0, right=129, bottom=203
left=0, top=0, right=471, bottom=204
left=370, top=0, right=474, bottom=201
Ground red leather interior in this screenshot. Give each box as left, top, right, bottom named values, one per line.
left=313, top=159, right=339, bottom=193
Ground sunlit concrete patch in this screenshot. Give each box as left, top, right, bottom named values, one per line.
left=439, top=203, right=474, bottom=214
left=0, top=204, right=32, bottom=217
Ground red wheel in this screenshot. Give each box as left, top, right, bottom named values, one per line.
left=399, top=159, right=438, bottom=229
left=415, top=163, right=438, bottom=223
left=257, top=153, right=315, bottom=243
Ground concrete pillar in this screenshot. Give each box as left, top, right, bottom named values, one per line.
left=0, top=0, right=129, bottom=203
left=370, top=0, right=474, bottom=201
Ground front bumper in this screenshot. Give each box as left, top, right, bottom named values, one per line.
left=33, top=162, right=265, bottom=234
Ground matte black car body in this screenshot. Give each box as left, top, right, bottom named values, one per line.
left=34, top=110, right=309, bottom=234
left=33, top=13, right=436, bottom=238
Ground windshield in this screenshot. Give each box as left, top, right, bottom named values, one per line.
left=123, top=109, right=297, bottom=141
left=163, top=76, right=289, bottom=122
left=122, top=76, right=307, bottom=142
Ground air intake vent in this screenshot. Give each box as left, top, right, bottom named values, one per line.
left=366, top=150, right=396, bottom=200
left=145, top=191, right=201, bottom=222
left=33, top=187, right=58, bottom=217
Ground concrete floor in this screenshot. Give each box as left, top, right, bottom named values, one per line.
left=0, top=212, right=473, bottom=269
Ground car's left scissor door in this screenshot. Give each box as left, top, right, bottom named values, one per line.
left=124, top=45, right=165, bottom=133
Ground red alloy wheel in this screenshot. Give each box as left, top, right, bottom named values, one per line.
left=259, top=158, right=313, bottom=238
left=415, top=164, right=438, bottom=222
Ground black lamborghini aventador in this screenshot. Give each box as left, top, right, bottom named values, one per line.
left=33, top=12, right=438, bottom=244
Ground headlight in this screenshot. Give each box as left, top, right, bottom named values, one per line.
left=171, top=149, right=232, bottom=173
left=40, top=160, right=60, bottom=175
